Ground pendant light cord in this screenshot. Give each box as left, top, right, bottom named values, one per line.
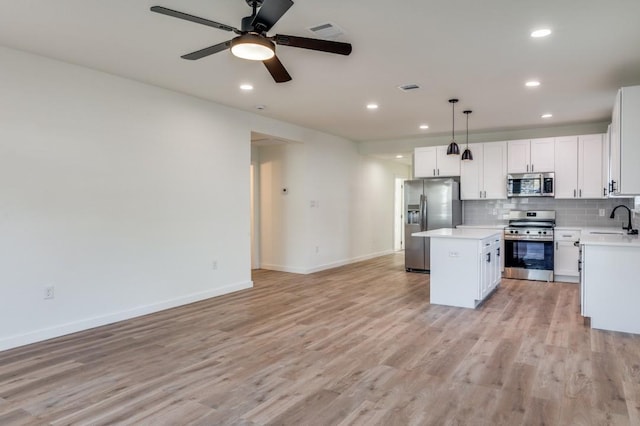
left=463, top=110, right=472, bottom=147
left=451, top=102, right=455, bottom=142
left=466, top=112, right=469, bottom=147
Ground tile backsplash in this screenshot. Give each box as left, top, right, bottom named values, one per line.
left=463, top=197, right=636, bottom=228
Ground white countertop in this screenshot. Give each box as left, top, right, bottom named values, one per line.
left=413, top=228, right=502, bottom=240
left=580, top=232, right=640, bottom=247
left=457, top=224, right=507, bottom=229
left=555, top=226, right=627, bottom=233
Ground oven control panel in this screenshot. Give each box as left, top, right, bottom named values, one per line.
left=505, top=227, right=554, bottom=241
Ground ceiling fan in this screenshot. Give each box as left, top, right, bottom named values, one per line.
left=150, top=0, right=353, bottom=83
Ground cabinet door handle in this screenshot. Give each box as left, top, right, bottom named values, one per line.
left=486, top=252, right=491, bottom=263
left=483, top=191, right=487, bottom=198
left=573, top=189, right=576, bottom=197
left=480, top=191, right=482, bottom=198
left=579, top=189, right=582, bottom=197
left=497, top=247, right=500, bottom=257
left=612, top=180, right=617, bottom=192
left=603, top=187, right=606, bottom=197
left=526, top=164, right=529, bottom=172
left=555, top=241, right=558, bottom=250
left=433, top=169, right=436, bottom=176
left=437, top=168, right=440, bottom=176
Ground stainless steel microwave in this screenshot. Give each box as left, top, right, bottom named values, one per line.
left=507, top=173, right=554, bottom=197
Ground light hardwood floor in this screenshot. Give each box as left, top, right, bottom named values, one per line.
left=1, top=253, right=640, bottom=425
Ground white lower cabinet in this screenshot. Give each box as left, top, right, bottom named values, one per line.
left=430, top=233, right=501, bottom=308
left=581, top=243, right=640, bottom=334
left=554, top=229, right=581, bottom=283
left=480, top=238, right=501, bottom=300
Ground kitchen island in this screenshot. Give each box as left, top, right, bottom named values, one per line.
left=413, top=228, right=502, bottom=308
left=580, top=232, right=640, bottom=334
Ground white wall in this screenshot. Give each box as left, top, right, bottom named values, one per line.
left=0, top=46, right=409, bottom=350
left=0, top=47, right=257, bottom=350
left=256, top=136, right=409, bottom=274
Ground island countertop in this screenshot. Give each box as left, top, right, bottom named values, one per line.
left=413, top=228, right=502, bottom=240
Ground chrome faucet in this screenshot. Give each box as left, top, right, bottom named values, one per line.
left=610, top=205, right=638, bottom=235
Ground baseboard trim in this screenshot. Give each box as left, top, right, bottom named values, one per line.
left=262, top=250, right=395, bottom=275
left=0, top=280, right=253, bottom=352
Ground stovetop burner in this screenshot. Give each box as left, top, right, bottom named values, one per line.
left=505, top=210, right=556, bottom=241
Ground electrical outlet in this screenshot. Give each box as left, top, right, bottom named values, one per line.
left=44, top=286, right=55, bottom=300
left=599, top=209, right=605, bottom=217
left=212, top=260, right=218, bottom=270
left=449, top=251, right=459, bottom=257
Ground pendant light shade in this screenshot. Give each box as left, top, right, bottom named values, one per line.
left=462, top=110, right=473, bottom=161
left=447, top=99, right=460, bottom=155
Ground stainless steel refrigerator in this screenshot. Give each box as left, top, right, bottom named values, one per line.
left=404, top=178, right=462, bottom=272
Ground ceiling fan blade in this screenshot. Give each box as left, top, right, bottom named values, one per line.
left=150, top=6, right=240, bottom=34
left=181, top=40, right=232, bottom=60
left=263, top=55, right=292, bottom=83
left=273, top=34, right=352, bottom=55
left=251, top=0, right=294, bottom=33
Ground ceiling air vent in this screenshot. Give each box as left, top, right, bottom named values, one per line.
left=398, top=83, right=421, bottom=92
left=308, top=22, right=344, bottom=38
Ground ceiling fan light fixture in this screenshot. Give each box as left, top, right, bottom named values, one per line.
left=231, top=34, right=275, bottom=61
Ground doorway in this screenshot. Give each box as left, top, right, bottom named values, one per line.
left=394, top=177, right=405, bottom=251
left=250, top=162, right=259, bottom=269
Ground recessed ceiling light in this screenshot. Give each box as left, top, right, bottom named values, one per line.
left=396, top=155, right=404, bottom=159
left=531, top=28, right=552, bottom=38
left=419, top=124, right=429, bottom=130
left=541, top=113, right=553, bottom=118
left=366, top=103, right=379, bottom=110
left=525, top=80, right=541, bottom=87
left=240, top=83, right=254, bottom=91
left=255, top=104, right=266, bottom=110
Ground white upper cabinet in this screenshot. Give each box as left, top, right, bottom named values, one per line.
left=506, top=139, right=530, bottom=173
left=460, top=142, right=507, bottom=200
left=578, top=134, right=605, bottom=199
left=414, top=146, right=437, bottom=178
left=603, top=125, right=611, bottom=197
left=554, top=136, right=579, bottom=198
left=530, top=138, right=555, bottom=172
left=414, top=146, right=460, bottom=178
left=436, top=146, right=462, bottom=177
left=609, top=85, right=640, bottom=195
left=507, top=138, right=555, bottom=173
left=555, top=134, right=604, bottom=199
left=460, top=143, right=482, bottom=199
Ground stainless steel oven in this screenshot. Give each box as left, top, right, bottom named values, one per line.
left=504, top=210, right=555, bottom=282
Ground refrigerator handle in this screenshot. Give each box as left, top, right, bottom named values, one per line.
left=420, top=194, right=428, bottom=231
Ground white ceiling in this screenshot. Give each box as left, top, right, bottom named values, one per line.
left=1, top=0, right=639, bottom=144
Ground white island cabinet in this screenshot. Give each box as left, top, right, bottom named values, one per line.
left=413, top=228, right=501, bottom=309
left=580, top=233, right=640, bottom=334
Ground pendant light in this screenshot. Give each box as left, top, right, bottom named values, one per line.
left=462, top=110, right=473, bottom=161
left=446, top=99, right=460, bottom=155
